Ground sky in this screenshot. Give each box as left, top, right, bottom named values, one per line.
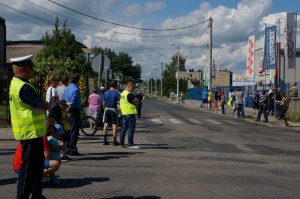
left=0, top=0, right=299, bottom=79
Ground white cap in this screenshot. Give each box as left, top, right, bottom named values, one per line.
left=9, top=54, right=33, bottom=66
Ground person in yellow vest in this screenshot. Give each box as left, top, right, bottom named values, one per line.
left=9, top=55, right=49, bottom=199
left=120, top=81, right=140, bottom=149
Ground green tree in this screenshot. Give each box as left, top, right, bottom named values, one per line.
left=163, top=54, right=187, bottom=96
left=93, top=47, right=142, bottom=83
left=34, top=19, right=86, bottom=76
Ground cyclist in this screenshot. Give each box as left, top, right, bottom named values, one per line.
left=88, top=88, right=102, bottom=130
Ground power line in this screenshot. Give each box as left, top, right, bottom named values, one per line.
left=24, top=0, right=208, bottom=39
left=25, top=0, right=205, bottom=38
left=48, top=0, right=209, bottom=32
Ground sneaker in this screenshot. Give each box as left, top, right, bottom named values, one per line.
left=50, top=176, right=60, bottom=185
left=129, top=145, right=140, bottom=149
left=103, top=140, right=109, bottom=145
left=61, top=156, right=69, bottom=162
left=119, top=145, right=126, bottom=148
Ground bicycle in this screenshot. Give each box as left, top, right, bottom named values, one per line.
left=80, top=110, right=103, bottom=136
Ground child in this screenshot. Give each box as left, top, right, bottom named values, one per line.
left=45, top=118, right=62, bottom=184
left=214, top=99, right=218, bottom=113
left=58, top=100, right=70, bottom=161
left=280, top=94, right=290, bottom=127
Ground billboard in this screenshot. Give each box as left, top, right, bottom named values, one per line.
left=265, top=26, right=277, bottom=69
left=246, top=35, right=255, bottom=79
left=285, top=12, right=297, bottom=68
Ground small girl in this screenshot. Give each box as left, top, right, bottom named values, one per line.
left=214, top=99, right=218, bottom=113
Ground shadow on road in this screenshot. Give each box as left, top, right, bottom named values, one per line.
left=0, top=177, right=18, bottom=186
left=70, top=151, right=144, bottom=161
left=247, top=144, right=300, bottom=156
left=101, top=196, right=160, bottom=199
left=138, top=143, right=185, bottom=150
left=44, top=177, right=109, bottom=189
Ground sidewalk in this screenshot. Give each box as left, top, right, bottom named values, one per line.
left=167, top=98, right=300, bottom=132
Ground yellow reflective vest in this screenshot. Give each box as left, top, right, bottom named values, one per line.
left=9, top=77, right=46, bottom=140
left=120, top=90, right=137, bottom=115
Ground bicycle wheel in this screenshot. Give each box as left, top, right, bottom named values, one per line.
left=80, top=116, right=98, bottom=136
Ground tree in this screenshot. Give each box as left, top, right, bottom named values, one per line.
left=93, top=47, right=142, bottom=83
left=34, top=19, right=86, bottom=76
left=163, top=54, right=187, bottom=96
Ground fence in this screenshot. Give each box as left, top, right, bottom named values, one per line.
left=187, top=82, right=299, bottom=108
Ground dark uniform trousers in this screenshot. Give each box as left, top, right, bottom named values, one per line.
left=67, top=109, right=80, bottom=154
left=18, top=137, right=44, bottom=199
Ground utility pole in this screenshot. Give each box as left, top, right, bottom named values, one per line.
left=151, top=73, right=153, bottom=94
left=155, top=69, right=157, bottom=96
left=208, top=17, right=213, bottom=91
left=177, top=46, right=180, bottom=104
left=161, top=62, right=163, bottom=98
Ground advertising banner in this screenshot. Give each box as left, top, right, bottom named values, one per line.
left=246, top=35, right=255, bottom=78
left=285, top=12, right=297, bottom=68
left=265, top=26, right=277, bottom=69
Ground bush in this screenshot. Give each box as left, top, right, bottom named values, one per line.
left=287, top=110, right=300, bottom=122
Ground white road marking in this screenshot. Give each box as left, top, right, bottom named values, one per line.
left=223, top=120, right=242, bottom=125
left=204, top=119, right=222, bottom=125
left=150, top=118, right=163, bottom=124
left=168, top=118, right=183, bottom=124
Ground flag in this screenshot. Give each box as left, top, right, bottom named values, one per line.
left=265, top=26, right=277, bottom=69
left=246, top=35, right=255, bottom=78
left=285, top=12, right=297, bottom=68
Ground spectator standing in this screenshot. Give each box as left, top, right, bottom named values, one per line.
left=57, top=76, right=69, bottom=101
left=64, top=73, right=81, bottom=156
left=45, top=75, right=61, bottom=123
left=135, top=90, right=145, bottom=118
left=280, top=93, right=290, bottom=127
left=120, top=81, right=140, bottom=148
left=220, top=92, right=226, bottom=114
left=9, top=55, right=49, bottom=198
left=268, top=88, right=275, bottom=115
left=274, top=87, right=282, bottom=116
left=208, top=90, right=212, bottom=110
left=256, top=90, right=269, bottom=122
left=252, top=90, right=260, bottom=115
left=102, top=81, right=120, bottom=145
left=232, top=88, right=244, bottom=118
left=202, top=89, right=208, bottom=109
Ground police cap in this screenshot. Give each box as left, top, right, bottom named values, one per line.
left=9, top=54, right=34, bottom=67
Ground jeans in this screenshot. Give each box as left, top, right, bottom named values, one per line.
left=120, top=114, right=136, bottom=146
left=236, top=103, right=244, bottom=118
left=274, top=101, right=281, bottom=115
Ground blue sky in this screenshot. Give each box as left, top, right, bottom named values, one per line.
left=0, top=0, right=299, bottom=78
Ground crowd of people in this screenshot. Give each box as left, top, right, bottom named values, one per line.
left=201, top=87, right=291, bottom=127
left=9, top=54, right=145, bottom=198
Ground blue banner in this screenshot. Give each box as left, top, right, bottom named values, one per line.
left=265, top=26, right=277, bottom=69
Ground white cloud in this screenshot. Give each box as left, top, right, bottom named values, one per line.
left=2, top=0, right=299, bottom=79
left=123, top=1, right=165, bottom=16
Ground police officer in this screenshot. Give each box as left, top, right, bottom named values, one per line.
left=9, top=55, right=49, bottom=199
left=119, top=81, right=140, bottom=149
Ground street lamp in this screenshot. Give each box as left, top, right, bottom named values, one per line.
left=170, top=43, right=180, bottom=104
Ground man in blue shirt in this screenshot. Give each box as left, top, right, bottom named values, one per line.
left=102, top=81, right=120, bottom=146
left=202, top=89, right=208, bottom=109
left=64, top=73, right=81, bottom=156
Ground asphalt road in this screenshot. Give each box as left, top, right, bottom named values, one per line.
left=1, top=97, right=300, bottom=199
